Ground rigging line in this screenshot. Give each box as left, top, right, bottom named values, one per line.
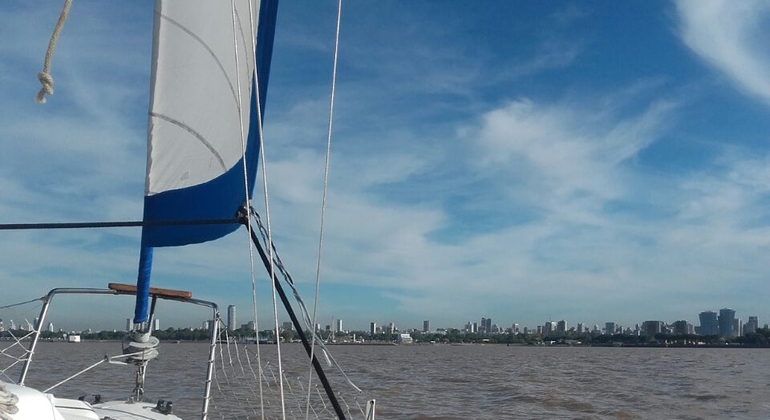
left=243, top=1, right=267, bottom=419
left=227, top=4, right=262, bottom=419
left=0, top=219, right=237, bottom=231
left=307, top=1, right=344, bottom=417
left=0, top=298, right=43, bottom=310
left=36, top=0, right=73, bottom=104
left=246, top=0, right=288, bottom=419
left=243, top=223, right=348, bottom=419
left=248, top=209, right=361, bottom=392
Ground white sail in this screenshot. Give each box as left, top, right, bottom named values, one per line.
left=147, top=0, right=260, bottom=196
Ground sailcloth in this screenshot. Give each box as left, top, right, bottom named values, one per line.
left=135, top=0, right=278, bottom=323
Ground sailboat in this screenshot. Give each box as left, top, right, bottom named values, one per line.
left=0, top=1, right=373, bottom=419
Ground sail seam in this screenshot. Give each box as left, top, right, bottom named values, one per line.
left=156, top=12, right=240, bottom=109
left=149, top=112, right=227, bottom=177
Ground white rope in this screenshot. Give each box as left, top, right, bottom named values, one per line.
left=306, top=1, right=344, bottom=417
left=243, top=0, right=289, bottom=418
left=241, top=0, right=269, bottom=418
left=36, top=0, right=73, bottom=104
left=0, top=384, right=19, bottom=420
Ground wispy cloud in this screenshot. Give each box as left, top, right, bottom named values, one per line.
left=675, top=0, right=770, bottom=104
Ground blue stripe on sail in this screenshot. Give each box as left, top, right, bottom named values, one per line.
left=134, top=0, right=278, bottom=324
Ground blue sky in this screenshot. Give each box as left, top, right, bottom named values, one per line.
left=1, top=1, right=769, bottom=333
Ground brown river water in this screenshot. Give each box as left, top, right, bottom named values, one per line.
left=15, top=341, right=770, bottom=419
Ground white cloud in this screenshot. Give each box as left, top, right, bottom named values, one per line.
left=675, top=0, right=770, bottom=104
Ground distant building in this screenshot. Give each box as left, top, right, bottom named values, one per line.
left=512, top=323, right=520, bottom=334
left=387, top=322, right=395, bottom=334
left=153, top=319, right=160, bottom=332
left=672, top=320, right=690, bottom=335
left=47, top=322, right=54, bottom=332
left=698, top=311, right=718, bottom=336
left=423, top=320, right=430, bottom=333
left=543, top=321, right=555, bottom=336
left=246, top=321, right=255, bottom=331
left=370, top=322, right=377, bottom=336
left=126, top=318, right=132, bottom=332
left=641, top=321, right=664, bottom=336
left=282, top=321, right=293, bottom=331
left=335, top=319, right=343, bottom=334
left=227, top=305, right=236, bottom=331
left=745, top=316, right=758, bottom=334
left=733, top=318, right=742, bottom=338
left=718, top=308, right=736, bottom=338
left=556, top=320, right=567, bottom=333
left=397, top=333, right=413, bottom=344
left=202, top=320, right=211, bottom=331
left=605, top=322, right=616, bottom=335
left=576, top=323, right=586, bottom=334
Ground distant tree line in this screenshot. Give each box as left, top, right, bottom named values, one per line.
left=5, top=327, right=769, bottom=347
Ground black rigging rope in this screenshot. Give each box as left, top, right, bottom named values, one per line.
left=0, top=219, right=238, bottom=230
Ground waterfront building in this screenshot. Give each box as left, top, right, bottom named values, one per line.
left=536, top=325, right=543, bottom=335
left=388, top=322, right=395, bottom=334
left=605, top=322, right=616, bottom=335
left=733, top=318, right=742, bottom=338
left=557, top=320, right=567, bottom=333
left=282, top=321, right=293, bottom=331
left=472, top=322, right=478, bottom=333
left=202, top=320, right=210, bottom=331
left=718, top=308, right=736, bottom=338
left=397, top=333, right=413, bottom=344
left=512, top=323, right=520, bottom=334
left=246, top=321, right=255, bottom=331
left=153, top=319, right=160, bottom=332
left=641, top=321, right=664, bottom=336
left=370, top=322, right=377, bottom=336
left=745, top=316, right=758, bottom=334
left=335, top=319, right=343, bottom=333
left=47, top=322, right=54, bottom=332
left=698, top=311, right=718, bottom=335
left=227, top=305, right=236, bottom=331
left=543, top=321, right=555, bottom=336
left=672, top=320, right=690, bottom=335
left=126, top=318, right=131, bottom=332
left=423, top=320, right=430, bottom=333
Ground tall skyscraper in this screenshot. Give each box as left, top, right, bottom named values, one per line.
left=227, top=305, right=236, bottom=331
left=370, top=322, right=377, bottom=336
left=699, top=311, right=718, bottom=335
left=335, top=319, right=343, bottom=333
left=126, top=318, right=132, bottom=332
left=47, top=322, right=54, bottom=332
left=605, top=322, right=616, bottom=335
left=485, top=318, right=492, bottom=334
left=718, top=308, right=736, bottom=338
left=423, top=320, right=430, bottom=333
left=153, top=319, right=160, bottom=332
left=557, top=320, right=567, bottom=333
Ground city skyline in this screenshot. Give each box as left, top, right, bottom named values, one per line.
left=1, top=2, right=769, bottom=330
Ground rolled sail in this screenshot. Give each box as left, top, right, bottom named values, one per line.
left=135, top=0, right=279, bottom=323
